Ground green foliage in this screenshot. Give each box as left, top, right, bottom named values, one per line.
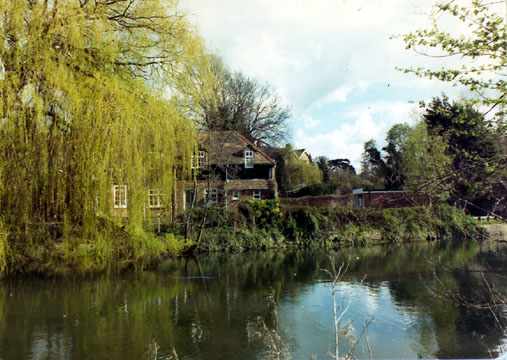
left=396, top=0, right=507, bottom=120
left=0, top=219, right=8, bottom=275
left=361, top=124, right=413, bottom=189
left=271, top=148, right=290, bottom=196
left=316, top=156, right=331, bottom=183
left=434, top=203, right=478, bottom=238
left=285, top=152, right=321, bottom=191
left=238, top=200, right=283, bottom=229
left=0, top=0, right=209, bottom=273
left=402, top=97, right=505, bottom=212
left=283, top=207, right=323, bottom=244
left=288, top=182, right=340, bottom=197
left=424, top=97, right=504, bottom=203
left=402, top=120, right=452, bottom=202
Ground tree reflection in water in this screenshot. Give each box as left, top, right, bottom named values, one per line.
left=0, top=241, right=504, bottom=359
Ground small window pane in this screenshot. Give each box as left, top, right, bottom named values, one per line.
left=149, top=189, right=163, bottom=208
left=204, top=188, right=218, bottom=206
left=192, top=151, right=206, bottom=169
left=245, top=151, right=254, bottom=168
left=114, top=185, right=127, bottom=209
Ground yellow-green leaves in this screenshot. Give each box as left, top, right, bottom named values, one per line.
left=0, top=0, right=204, bottom=269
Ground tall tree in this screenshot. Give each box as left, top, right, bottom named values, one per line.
left=315, top=156, right=331, bottom=183
left=193, top=58, right=291, bottom=146
left=383, top=123, right=412, bottom=189
left=360, top=124, right=412, bottom=189
left=421, top=96, right=504, bottom=207
left=401, top=121, right=453, bottom=203
left=360, top=140, right=389, bottom=187
left=327, top=158, right=356, bottom=175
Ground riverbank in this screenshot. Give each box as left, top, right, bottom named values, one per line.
left=0, top=201, right=481, bottom=276
left=189, top=201, right=479, bottom=252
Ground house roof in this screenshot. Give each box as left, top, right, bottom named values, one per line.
left=294, top=149, right=306, bottom=157
left=198, top=131, right=275, bottom=165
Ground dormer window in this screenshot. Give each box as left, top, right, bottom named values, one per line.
left=245, top=151, right=254, bottom=168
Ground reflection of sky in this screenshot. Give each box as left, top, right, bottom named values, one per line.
left=278, top=282, right=438, bottom=359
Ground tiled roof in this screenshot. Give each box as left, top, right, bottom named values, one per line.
left=198, top=131, right=275, bottom=165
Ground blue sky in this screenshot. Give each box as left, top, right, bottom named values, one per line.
left=180, top=0, right=470, bottom=170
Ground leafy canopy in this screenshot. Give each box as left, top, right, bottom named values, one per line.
left=397, top=0, right=507, bottom=119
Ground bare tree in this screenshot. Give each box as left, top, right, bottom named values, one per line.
left=322, top=258, right=373, bottom=360
left=197, top=64, right=291, bottom=146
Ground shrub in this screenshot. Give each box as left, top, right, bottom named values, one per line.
left=238, top=200, right=283, bottom=229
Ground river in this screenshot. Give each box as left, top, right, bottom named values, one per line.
left=0, top=240, right=505, bottom=359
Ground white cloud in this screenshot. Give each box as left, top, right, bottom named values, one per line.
left=303, top=115, right=320, bottom=129
left=322, top=86, right=352, bottom=105
left=181, top=0, right=471, bottom=171
left=182, top=0, right=444, bottom=110
left=295, top=101, right=418, bottom=169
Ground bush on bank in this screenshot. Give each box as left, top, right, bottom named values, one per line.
left=191, top=200, right=479, bottom=251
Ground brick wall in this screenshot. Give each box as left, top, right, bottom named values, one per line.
left=280, top=195, right=354, bottom=208
left=355, top=191, right=430, bottom=208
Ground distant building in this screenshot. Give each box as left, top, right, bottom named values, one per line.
left=292, top=149, right=312, bottom=163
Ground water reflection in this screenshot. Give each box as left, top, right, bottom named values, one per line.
left=0, top=241, right=504, bottom=359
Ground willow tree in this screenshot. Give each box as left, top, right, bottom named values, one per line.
left=0, top=0, right=204, bottom=267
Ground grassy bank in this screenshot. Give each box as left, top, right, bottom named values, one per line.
left=0, top=201, right=479, bottom=276
left=176, top=201, right=479, bottom=252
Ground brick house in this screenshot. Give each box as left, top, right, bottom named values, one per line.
left=175, top=131, right=277, bottom=212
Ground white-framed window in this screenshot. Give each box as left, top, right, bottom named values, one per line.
left=245, top=150, right=254, bottom=168
left=113, top=185, right=127, bottom=209
left=232, top=191, right=241, bottom=201
left=204, top=187, right=218, bottom=206
left=253, top=190, right=261, bottom=200
left=192, top=151, right=206, bottom=168
left=149, top=189, right=163, bottom=208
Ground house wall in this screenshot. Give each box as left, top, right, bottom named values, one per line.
left=175, top=179, right=277, bottom=213
left=112, top=207, right=128, bottom=218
